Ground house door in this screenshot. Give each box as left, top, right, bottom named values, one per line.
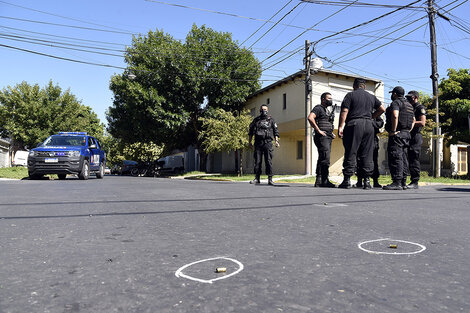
left=457, top=147, right=468, bottom=175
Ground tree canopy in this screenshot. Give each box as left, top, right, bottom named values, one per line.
left=107, top=24, right=261, bottom=152
left=198, top=108, right=251, bottom=154
left=0, top=81, right=104, bottom=150
left=437, top=68, right=470, bottom=144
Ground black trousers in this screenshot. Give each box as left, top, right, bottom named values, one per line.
left=314, top=133, right=332, bottom=180
left=342, top=118, right=374, bottom=177
left=404, top=133, right=423, bottom=183
left=254, top=141, right=273, bottom=177
left=357, top=135, right=380, bottom=180
left=387, top=132, right=411, bottom=182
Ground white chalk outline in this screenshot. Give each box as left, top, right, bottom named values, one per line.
left=358, top=238, right=427, bottom=255
left=175, top=257, right=244, bottom=284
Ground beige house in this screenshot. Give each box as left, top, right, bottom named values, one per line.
left=238, top=69, right=384, bottom=176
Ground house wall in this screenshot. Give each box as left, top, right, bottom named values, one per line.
left=0, top=139, right=10, bottom=168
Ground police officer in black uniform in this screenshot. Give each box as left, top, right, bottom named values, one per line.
left=383, top=86, right=415, bottom=190
left=338, top=78, right=385, bottom=189
left=404, top=90, right=426, bottom=189
left=248, top=104, right=280, bottom=185
left=355, top=116, right=384, bottom=188
left=308, top=92, right=336, bottom=188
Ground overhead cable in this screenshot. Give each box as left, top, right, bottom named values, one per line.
left=240, top=0, right=294, bottom=46
left=0, top=16, right=135, bottom=35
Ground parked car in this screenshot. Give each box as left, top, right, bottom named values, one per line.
left=156, top=155, right=184, bottom=175
left=27, top=132, right=106, bottom=180
left=104, top=167, right=111, bottom=175
left=116, top=160, right=138, bottom=175
left=13, top=150, right=29, bottom=167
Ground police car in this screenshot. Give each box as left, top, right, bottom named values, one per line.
left=28, top=132, right=106, bottom=180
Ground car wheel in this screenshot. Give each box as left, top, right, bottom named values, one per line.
left=58, top=174, right=67, bottom=180
left=131, top=168, right=139, bottom=177
left=29, top=173, right=43, bottom=180
left=96, top=162, right=105, bottom=179
left=79, top=160, right=90, bottom=180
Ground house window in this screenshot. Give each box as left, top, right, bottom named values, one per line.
left=266, top=98, right=270, bottom=105
left=283, top=93, right=287, bottom=110
left=297, top=141, right=303, bottom=160
left=458, top=147, right=467, bottom=175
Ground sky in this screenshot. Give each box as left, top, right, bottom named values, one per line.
left=1, top=0, right=469, bottom=124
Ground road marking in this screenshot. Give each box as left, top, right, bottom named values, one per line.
left=175, top=257, right=244, bottom=284
left=358, top=238, right=426, bottom=255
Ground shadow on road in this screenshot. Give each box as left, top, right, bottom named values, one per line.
left=436, top=187, right=470, bottom=192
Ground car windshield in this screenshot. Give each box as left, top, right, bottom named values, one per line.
left=42, top=135, right=86, bottom=147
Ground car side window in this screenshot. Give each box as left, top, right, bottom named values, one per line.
left=88, top=137, right=96, bottom=147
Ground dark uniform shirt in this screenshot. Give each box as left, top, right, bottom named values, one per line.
left=411, top=103, right=426, bottom=135
left=249, top=115, right=280, bottom=145
left=311, top=105, right=334, bottom=133
left=341, top=88, right=382, bottom=123
left=385, top=97, right=414, bottom=132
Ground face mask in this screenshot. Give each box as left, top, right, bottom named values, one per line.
left=260, top=110, right=268, bottom=117
left=325, top=100, right=333, bottom=106
left=391, top=94, right=395, bottom=101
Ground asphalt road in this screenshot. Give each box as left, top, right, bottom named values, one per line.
left=1, top=176, right=469, bottom=313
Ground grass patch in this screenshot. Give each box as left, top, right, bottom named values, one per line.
left=277, top=174, right=469, bottom=185
left=187, top=174, right=298, bottom=182
left=0, top=166, right=28, bottom=179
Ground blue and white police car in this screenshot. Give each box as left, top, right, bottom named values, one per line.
left=27, top=132, right=106, bottom=180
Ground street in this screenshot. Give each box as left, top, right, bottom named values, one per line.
left=1, top=176, right=469, bottom=313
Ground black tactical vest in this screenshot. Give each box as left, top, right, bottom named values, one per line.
left=314, top=105, right=334, bottom=132
left=254, top=117, right=274, bottom=141
left=385, top=97, right=414, bottom=132
left=397, top=98, right=414, bottom=131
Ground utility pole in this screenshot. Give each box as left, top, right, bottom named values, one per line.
left=428, top=0, right=441, bottom=177
left=305, top=40, right=313, bottom=175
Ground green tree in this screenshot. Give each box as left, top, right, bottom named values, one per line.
left=436, top=68, right=470, bottom=144
left=107, top=25, right=261, bottom=167
left=198, top=108, right=252, bottom=174
left=0, top=81, right=104, bottom=151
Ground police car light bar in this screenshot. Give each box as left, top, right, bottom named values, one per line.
left=58, top=132, right=87, bottom=135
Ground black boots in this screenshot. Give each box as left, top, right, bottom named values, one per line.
left=268, top=176, right=275, bottom=186
left=320, top=180, right=336, bottom=188
left=383, top=181, right=403, bottom=190
left=314, top=175, right=322, bottom=187
left=354, top=177, right=363, bottom=188
left=363, top=177, right=372, bottom=190
left=373, top=178, right=382, bottom=188
left=354, top=177, right=371, bottom=189
left=338, top=176, right=352, bottom=189
left=250, top=175, right=260, bottom=184
left=407, top=182, right=419, bottom=189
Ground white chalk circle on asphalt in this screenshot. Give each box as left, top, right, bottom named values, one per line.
left=358, top=238, right=427, bottom=255
left=175, top=257, right=244, bottom=284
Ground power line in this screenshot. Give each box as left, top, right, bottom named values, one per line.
left=301, top=0, right=425, bottom=10
left=332, top=21, right=428, bottom=64
left=0, top=25, right=127, bottom=48
left=331, top=16, right=428, bottom=64
left=0, top=16, right=135, bottom=35
left=312, top=0, right=423, bottom=53
left=0, top=34, right=125, bottom=57
left=0, top=43, right=126, bottom=69
left=260, top=0, right=360, bottom=65
left=0, top=0, right=132, bottom=33
left=248, top=2, right=303, bottom=49
left=240, top=0, right=294, bottom=46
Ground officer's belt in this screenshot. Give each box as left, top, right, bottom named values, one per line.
left=348, top=117, right=372, bottom=121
